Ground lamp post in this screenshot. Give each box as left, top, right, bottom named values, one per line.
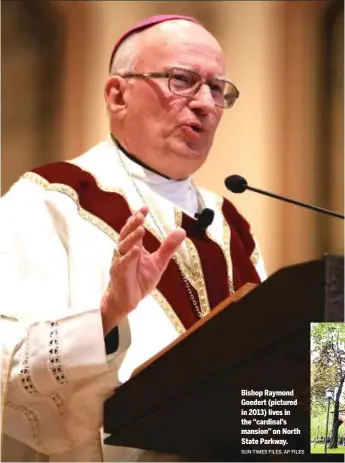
left=325, top=387, right=335, bottom=453
left=314, top=419, right=320, bottom=447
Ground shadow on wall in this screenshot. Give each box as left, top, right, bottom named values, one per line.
left=1, top=0, right=64, bottom=195
left=316, top=0, right=344, bottom=255
left=147, top=1, right=219, bottom=37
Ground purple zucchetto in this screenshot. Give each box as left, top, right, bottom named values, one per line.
left=109, top=14, right=199, bottom=72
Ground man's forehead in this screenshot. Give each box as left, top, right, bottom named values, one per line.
left=143, top=20, right=213, bottom=45
left=138, top=25, right=225, bottom=74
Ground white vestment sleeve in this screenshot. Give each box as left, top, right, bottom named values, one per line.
left=0, top=178, right=129, bottom=456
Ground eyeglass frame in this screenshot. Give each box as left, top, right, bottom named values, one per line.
left=113, top=66, right=240, bottom=109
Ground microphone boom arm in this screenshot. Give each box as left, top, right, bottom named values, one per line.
left=246, top=185, right=344, bottom=219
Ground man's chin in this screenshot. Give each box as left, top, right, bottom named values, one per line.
left=173, top=140, right=207, bottom=159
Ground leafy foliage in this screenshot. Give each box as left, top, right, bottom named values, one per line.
left=311, top=323, right=345, bottom=449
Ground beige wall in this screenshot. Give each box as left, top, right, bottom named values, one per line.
left=2, top=0, right=343, bottom=276
left=195, top=1, right=286, bottom=272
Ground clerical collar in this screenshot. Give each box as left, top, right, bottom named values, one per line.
left=110, top=133, right=173, bottom=180
left=110, top=133, right=199, bottom=217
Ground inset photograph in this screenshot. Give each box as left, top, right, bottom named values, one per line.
left=311, top=322, right=345, bottom=454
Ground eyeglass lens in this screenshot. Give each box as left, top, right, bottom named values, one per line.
left=168, top=68, right=237, bottom=108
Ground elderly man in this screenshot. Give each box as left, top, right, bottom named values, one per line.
left=1, top=15, right=266, bottom=462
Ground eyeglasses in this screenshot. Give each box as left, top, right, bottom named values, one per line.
left=115, top=67, right=240, bottom=109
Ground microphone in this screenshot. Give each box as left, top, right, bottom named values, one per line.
left=225, top=175, right=344, bottom=220
left=194, top=208, right=215, bottom=232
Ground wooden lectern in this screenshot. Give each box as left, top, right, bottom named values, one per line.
left=103, top=256, right=344, bottom=461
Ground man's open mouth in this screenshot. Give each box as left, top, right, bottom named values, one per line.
left=190, top=125, right=202, bottom=133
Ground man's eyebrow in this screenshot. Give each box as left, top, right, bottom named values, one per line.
left=162, top=64, right=228, bottom=79
left=162, top=64, right=195, bottom=71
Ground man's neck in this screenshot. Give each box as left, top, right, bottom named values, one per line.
left=110, top=133, right=199, bottom=216
left=110, top=133, right=173, bottom=180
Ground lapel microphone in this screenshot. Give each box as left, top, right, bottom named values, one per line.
left=194, top=208, right=215, bottom=232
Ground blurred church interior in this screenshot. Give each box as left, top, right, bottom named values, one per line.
left=1, top=0, right=343, bottom=275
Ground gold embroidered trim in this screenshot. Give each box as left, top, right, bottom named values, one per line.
left=143, top=213, right=197, bottom=289
left=48, top=322, right=67, bottom=385
left=65, top=166, right=198, bottom=287
left=5, top=399, right=50, bottom=454
left=23, top=172, right=198, bottom=288
left=152, top=289, right=185, bottom=335
left=213, top=195, right=235, bottom=294
left=222, top=218, right=235, bottom=294
left=67, top=161, right=126, bottom=197
left=78, top=164, right=197, bottom=287
left=250, top=243, right=260, bottom=266
left=23, top=171, right=187, bottom=334
left=184, top=238, right=210, bottom=317
left=22, top=173, right=119, bottom=243
left=172, top=207, right=197, bottom=282
left=1, top=315, right=19, bottom=322
left=174, top=208, right=183, bottom=228
left=23, top=172, right=49, bottom=188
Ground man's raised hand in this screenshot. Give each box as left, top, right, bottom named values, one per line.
left=100, top=206, right=186, bottom=335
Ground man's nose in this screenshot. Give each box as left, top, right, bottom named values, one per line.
left=189, top=84, right=216, bottom=113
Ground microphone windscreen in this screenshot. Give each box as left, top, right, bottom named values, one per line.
left=225, top=175, right=248, bottom=193
left=195, top=208, right=215, bottom=232
left=202, top=208, right=215, bottom=224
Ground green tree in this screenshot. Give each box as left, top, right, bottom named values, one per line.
left=311, top=323, right=345, bottom=449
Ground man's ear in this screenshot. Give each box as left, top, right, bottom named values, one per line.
left=104, top=76, right=128, bottom=116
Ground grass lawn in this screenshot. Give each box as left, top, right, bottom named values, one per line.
left=311, top=444, right=345, bottom=454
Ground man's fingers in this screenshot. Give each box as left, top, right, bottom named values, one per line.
left=118, top=226, right=145, bottom=255
left=152, top=228, right=186, bottom=271
left=115, top=245, right=140, bottom=272
left=119, top=207, right=148, bottom=241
